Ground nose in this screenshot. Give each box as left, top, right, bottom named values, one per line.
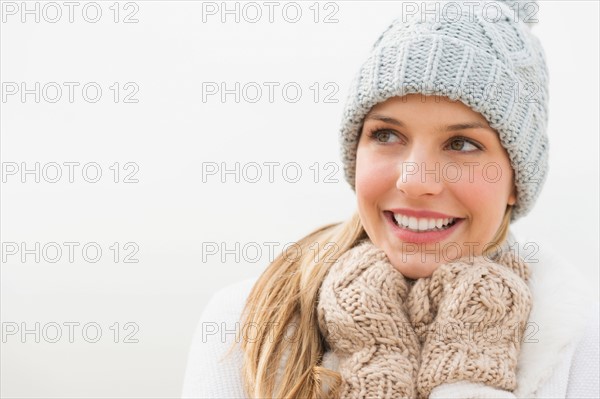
left=395, top=149, right=444, bottom=198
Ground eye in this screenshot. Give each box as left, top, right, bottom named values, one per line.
left=367, top=129, right=402, bottom=144
left=446, top=137, right=481, bottom=152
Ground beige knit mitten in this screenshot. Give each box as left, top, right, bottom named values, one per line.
left=407, top=250, right=533, bottom=399
left=317, top=239, right=420, bottom=399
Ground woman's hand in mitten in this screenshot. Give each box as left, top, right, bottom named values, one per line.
left=407, top=250, right=532, bottom=399
left=317, top=239, right=421, bottom=399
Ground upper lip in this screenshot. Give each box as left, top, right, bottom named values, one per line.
left=387, top=208, right=461, bottom=219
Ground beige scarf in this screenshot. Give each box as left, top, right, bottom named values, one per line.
left=317, top=239, right=532, bottom=399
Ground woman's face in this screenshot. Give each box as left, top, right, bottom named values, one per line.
left=355, top=94, right=516, bottom=278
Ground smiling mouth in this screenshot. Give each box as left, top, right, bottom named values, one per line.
left=386, top=211, right=462, bottom=233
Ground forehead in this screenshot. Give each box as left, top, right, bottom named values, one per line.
left=367, top=94, right=489, bottom=125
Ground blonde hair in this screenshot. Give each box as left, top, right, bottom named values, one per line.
left=235, top=205, right=513, bottom=398
left=484, top=204, right=513, bottom=257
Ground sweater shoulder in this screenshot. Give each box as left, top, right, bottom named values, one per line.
left=181, top=277, right=258, bottom=399
left=502, top=232, right=598, bottom=397
left=566, top=301, right=600, bottom=398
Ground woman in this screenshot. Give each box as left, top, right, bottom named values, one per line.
left=183, top=0, right=599, bottom=397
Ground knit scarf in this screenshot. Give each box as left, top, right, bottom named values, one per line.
left=317, top=238, right=532, bottom=399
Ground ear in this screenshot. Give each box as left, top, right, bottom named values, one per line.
left=508, top=187, right=517, bottom=206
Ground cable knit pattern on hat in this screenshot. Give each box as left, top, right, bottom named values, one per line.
left=317, top=239, right=420, bottom=399
left=407, top=250, right=533, bottom=398
left=339, top=0, right=549, bottom=221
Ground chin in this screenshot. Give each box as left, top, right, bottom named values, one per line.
left=391, top=261, right=437, bottom=279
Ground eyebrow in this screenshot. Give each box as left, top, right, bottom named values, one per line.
left=364, top=113, right=492, bottom=133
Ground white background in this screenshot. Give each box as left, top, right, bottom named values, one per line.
left=1, top=1, right=598, bottom=397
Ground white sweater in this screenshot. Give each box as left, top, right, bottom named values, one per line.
left=182, top=239, right=599, bottom=398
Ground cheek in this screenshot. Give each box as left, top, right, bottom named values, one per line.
left=355, top=147, right=396, bottom=240
left=355, top=147, right=396, bottom=201
left=453, top=161, right=513, bottom=222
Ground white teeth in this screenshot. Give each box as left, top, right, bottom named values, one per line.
left=393, top=213, right=457, bottom=232
left=408, top=217, right=418, bottom=230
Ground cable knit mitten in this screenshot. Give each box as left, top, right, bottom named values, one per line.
left=407, top=250, right=532, bottom=399
left=317, top=239, right=421, bottom=399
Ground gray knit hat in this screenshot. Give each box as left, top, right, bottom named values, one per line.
left=340, top=0, right=549, bottom=221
